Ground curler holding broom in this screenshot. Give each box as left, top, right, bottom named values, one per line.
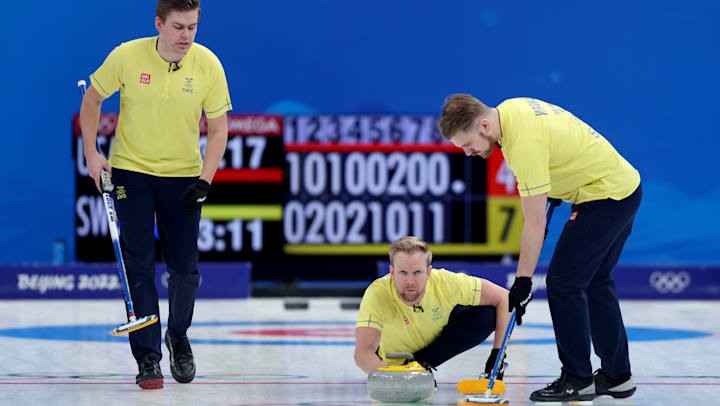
left=77, top=0, right=231, bottom=390
left=439, top=94, right=641, bottom=403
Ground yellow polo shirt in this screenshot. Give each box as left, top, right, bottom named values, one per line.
left=496, top=98, right=640, bottom=204
left=90, top=36, right=232, bottom=176
left=356, top=268, right=483, bottom=365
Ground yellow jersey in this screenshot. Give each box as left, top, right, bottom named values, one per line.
left=90, top=36, right=232, bottom=176
left=496, top=98, right=640, bottom=204
left=356, top=268, right=483, bottom=365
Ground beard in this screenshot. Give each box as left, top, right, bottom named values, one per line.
left=399, top=287, right=423, bottom=303
left=477, top=143, right=495, bottom=158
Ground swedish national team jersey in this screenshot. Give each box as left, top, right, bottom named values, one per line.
left=356, top=268, right=483, bottom=365
left=90, top=36, right=232, bottom=177
left=496, top=98, right=640, bottom=204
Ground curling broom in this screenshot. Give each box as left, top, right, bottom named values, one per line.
left=459, top=198, right=562, bottom=403
left=78, top=80, right=159, bottom=336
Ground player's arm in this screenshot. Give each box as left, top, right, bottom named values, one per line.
left=354, top=327, right=386, bottom=374
left=479, top=279, right=510, bottom=349
left=200, top=113, right=228, bottom=184
left=79, top=85, right=110, bottom=193
left=516, top=193, right=548, bottom=277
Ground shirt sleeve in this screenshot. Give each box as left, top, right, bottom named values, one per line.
left=509, top=137, right=552, bottom=197
left=440, top=269, right=483, bottom=306
left=356, top=285, right=385, bottom=331
left=90, top=46, right=124, bottom=99
left=203, top=56, right=232, bottom=119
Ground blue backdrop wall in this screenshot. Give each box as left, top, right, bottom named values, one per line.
left=1, top=1, right=718, bottom=264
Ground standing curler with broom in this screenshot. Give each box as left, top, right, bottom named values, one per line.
left=438, top=94, right=641, bottom=402
left=78, top=0, right=231, bottom=390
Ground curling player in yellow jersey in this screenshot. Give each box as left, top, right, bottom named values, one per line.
left=79, top=0, right=231, bottom=390
left=355, top=237, right=511, bottom=382
left=438, top=95, right=641, bottom=402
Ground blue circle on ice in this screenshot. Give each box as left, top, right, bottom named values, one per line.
left=0, top=321, right=710, bottom=345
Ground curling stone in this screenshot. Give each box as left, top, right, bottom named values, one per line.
left=367, top=353, right=436, bottom=403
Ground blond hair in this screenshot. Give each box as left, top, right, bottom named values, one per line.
left=437, top=94, right=490, bottom=140
left=389, top=236, right=432, bottom=267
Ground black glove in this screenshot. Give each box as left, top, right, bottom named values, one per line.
left=179, top=179, right=211, bottom=215
left=484, top=348, right=506, bottom=380
left=508, top=276, right=533, bottom=325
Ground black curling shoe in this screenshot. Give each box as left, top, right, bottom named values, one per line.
left=136, top=353, right=163, bottom=389
left=530, top=371, right=595, bottom=402
left=165, top=329, right=196, bottom=383
left=594, top=368, right=636, bottom=398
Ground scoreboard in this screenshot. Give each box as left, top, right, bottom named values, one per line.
left=73, top=113, right=521, bottom=262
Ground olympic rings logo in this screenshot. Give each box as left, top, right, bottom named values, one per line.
left=649, top=271, right=691, bottom=294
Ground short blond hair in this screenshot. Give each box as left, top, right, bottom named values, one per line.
left=389, top=236, right=432, bottom=267
left=437, top=94, right=490, bottom=140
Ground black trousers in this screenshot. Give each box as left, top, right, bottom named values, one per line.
left=412, top=305, right=497, bottom=368
left=547, top=184, right=642, bottom=378
left=111, top=168, right=201, bottom=362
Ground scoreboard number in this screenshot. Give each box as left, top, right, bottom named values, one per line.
left=74, top=113, right=521, bottom=261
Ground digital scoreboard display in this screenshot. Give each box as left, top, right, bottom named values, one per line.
left=73, top=114, right=521, bottom=262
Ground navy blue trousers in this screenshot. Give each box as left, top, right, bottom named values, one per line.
left=547, top=184, right=642, bottom=378
left=413, top=305, right=496, bottom=368
left=111, top=168, right=201, bottom=362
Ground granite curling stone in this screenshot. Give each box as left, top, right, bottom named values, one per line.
left=367, top=353, right=436, bottom=403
